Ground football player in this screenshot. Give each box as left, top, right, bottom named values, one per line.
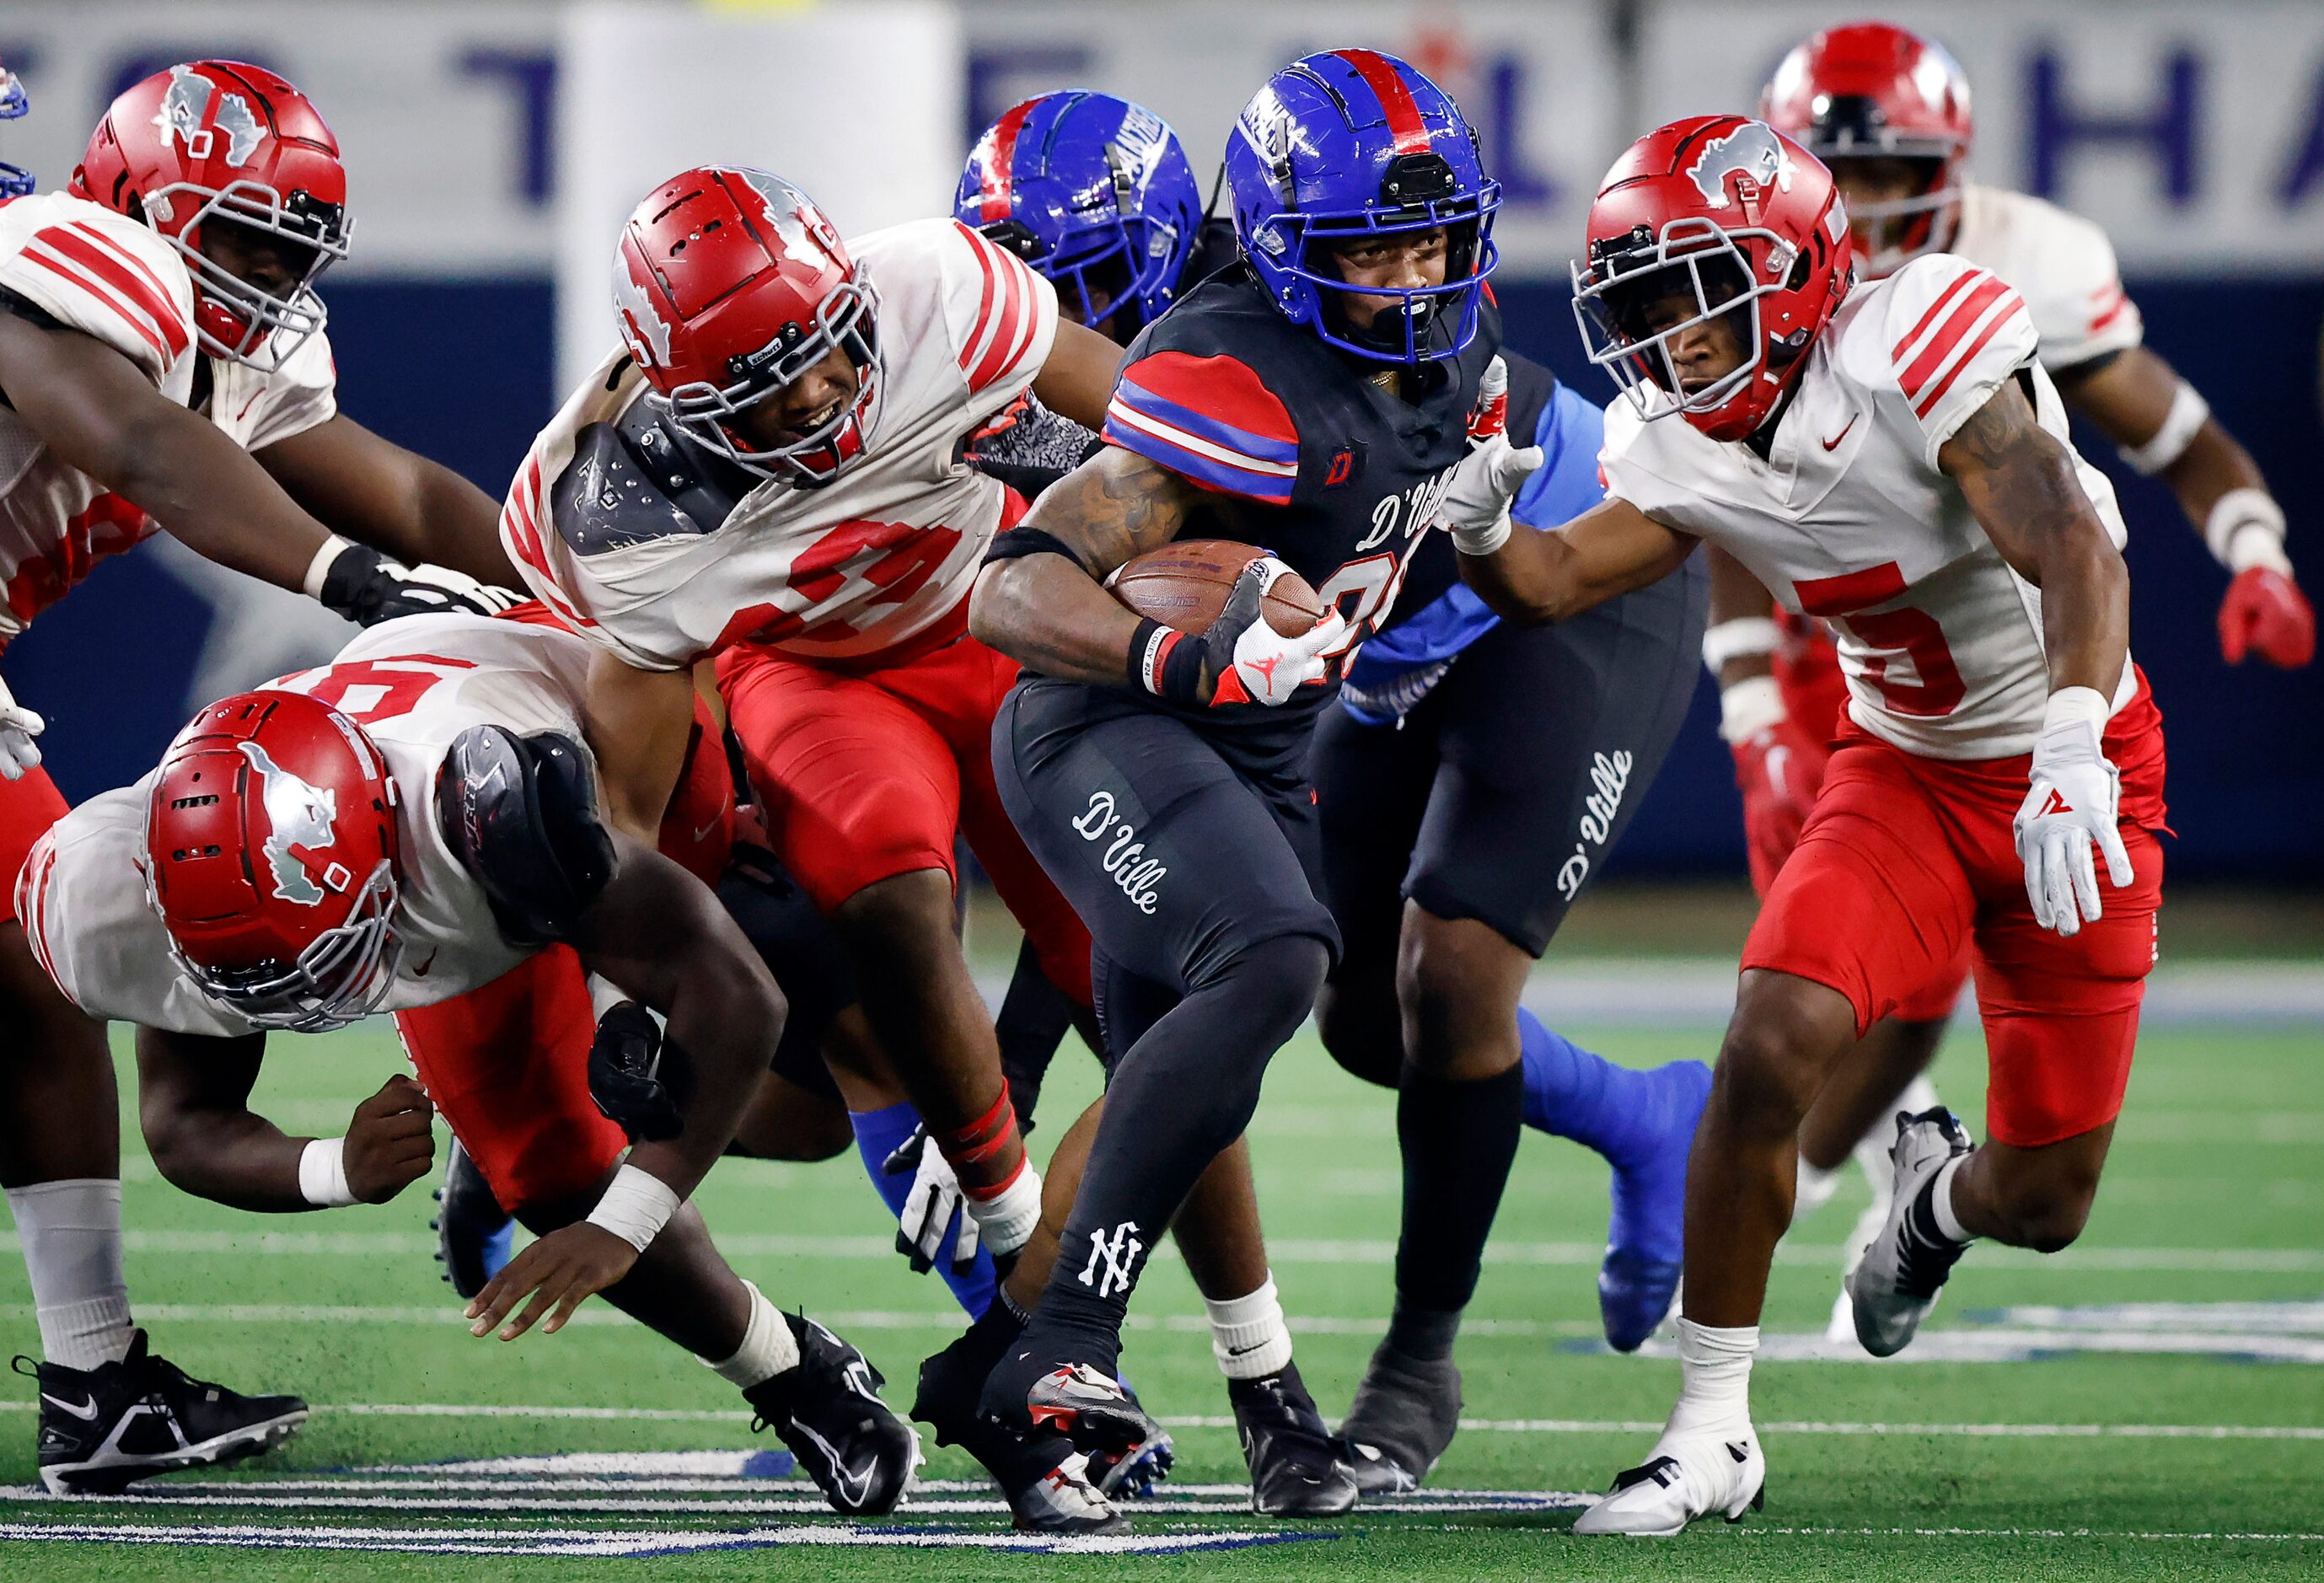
left=19, top=610, right=921, bottom=1514
left=947, top=89, right=1355, bottom=1519
left=1454, top=116, right=2164, bottom=1532
left=0, top=59, right=516, bottom=1490
left=962, top=52, right=1539, bottom=1512
left=496, top=164, right=1136, bottom=1505
left=1711, top=22, right=2313, bottom=1329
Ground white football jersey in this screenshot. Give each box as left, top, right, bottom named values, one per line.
left=1951, top=184, right=2142, bottom=373
left=1602, top=253, right=2135, bottom=761
left=502, top=217, right=1058, bottom=671
left=0, top=191, right=338, bottom=645
left=18, top=614, right=599, bottom=1037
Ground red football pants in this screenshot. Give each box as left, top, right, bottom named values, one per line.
left=717, top=627, right=1092, bottom=1006
left=1742, top=679, right=2169, bottom=1148
left=0, top=765, right=69, bottom=926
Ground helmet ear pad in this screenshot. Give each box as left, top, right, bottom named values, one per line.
left=434, top=726, right=615, bottom=948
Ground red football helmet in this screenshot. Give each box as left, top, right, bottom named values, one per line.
left=614, top=166, right=879, bottom=487
left=72, top=61, right=352, bottom=371
left=1759, top=23, right=1972, bottom=279
left=144, top=690, right=402, bottom=1032
left=1572, top=116, right=1853, bottom=443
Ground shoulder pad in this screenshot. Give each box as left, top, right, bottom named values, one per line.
left=550, top=402, right=750, bottom=557
left=434, top=725, right=614, bottom=946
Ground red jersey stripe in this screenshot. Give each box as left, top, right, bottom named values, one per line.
left=978, top=99, right=1038, bottom=223
left=2087, top=288, right=2132, bottom=333
left=64, top=222, right=190, bottom=357
left=23, top=244, right=169, bottom=365
left=33, top=226, right=186, bottom=359
left=1889, top=268, right=1982, bottom=363
left=954, top=221, right=1001, bottom=375
left=969, top=242, right=1033, bottom=391
left=1333, top=49, right=1431, bottom=155
left=1913, top=297, right=2026, bottom=419
left=1897, top=275, right=2011, bottom=400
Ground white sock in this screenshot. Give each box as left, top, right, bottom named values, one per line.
left=1667, top=1317, right=1758, bottom=1435
left=700, top=1280, right=800, bottom=1388
left=1205, top=1273, right=1293, bottom=1380
left=963, top=1163, right=1043, bottom=1258
left=1930, top=1154, right=1973, bottom=1245
left=6, top=1179, right=134, bottom=1372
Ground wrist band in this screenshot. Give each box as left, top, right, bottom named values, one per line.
left=2205, top=488, right=2292, bottom=575
left=1450, top=512, right=1512, bottom=557
left=1127, top=618, right=1179, bottom=695
left=1716, top=675, right=1787, bottom=743
left=301, top=534, right=355, bottom=600
left=1701, top=616, right=1782, bottom=675
left=298, top=1136, right=357, bottom=1208
left=2120, top=380, right=2209, bottom=475
left=2042, top=685, right=2112, bottom=736
left=586, top=1162, right=682, bottom=1253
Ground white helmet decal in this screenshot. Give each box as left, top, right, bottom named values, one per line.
left=153, top=65, right=263, bottom=169
left=611, top=250, right=674, bottom=368
left=1688, top=121, right=1796, bottom=210
left=239, top=740, right=336, bottom=906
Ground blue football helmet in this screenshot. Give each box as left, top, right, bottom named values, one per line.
left=1225, top=49, right=1500, bottom=364
left=0, top=59, right=33, bottom=199
left=957, top=90, right=1203, bottom=335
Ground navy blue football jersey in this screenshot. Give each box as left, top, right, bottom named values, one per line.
left=1100, top=266, right=1502, bottom=738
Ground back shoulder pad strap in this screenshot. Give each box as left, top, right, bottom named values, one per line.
left=434, top=725, right=615, bottom=947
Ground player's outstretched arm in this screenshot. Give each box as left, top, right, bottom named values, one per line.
left=0, top=303, right=332, bottom=592
left=1028, top=317, right=1129, bottom=432
left=968, top=445, right=1199, bottom=684
left=1455, top=493, right=1695, bottom=625
left=255, top=414, right=527, bottom=589
left=570, top=834, right=785, bottom=1205
left=2053, top=347, right=2311, bottom=668
left=1940, top=376, right=2130, bottom=700
left=137, top=1028, right=436, bottom=1213
left=464, top=837, right=783, bottom=1342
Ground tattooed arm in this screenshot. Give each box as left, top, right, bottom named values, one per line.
left=968, top=446, right=1201, bottom=686
left=1939, top=374, right=2130, bottom=698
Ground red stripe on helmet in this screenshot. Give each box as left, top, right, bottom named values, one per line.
left=979, top=99, right=1039, bottom=223
left=1334, top=50, right=1432, bottom=156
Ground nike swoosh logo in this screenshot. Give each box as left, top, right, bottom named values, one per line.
left=409, top=951, right=437, bottom=979
left=691, top=817, right=723, bottom=843
left=791, top=1416, right=875, bottom=1505
left=1821, top=414, right=1859, bottom=451
left=42, top=1393, right=99, bottom=1422
left=1224, top=1341, right=1271, bottom=1356
left=1727, top=1440, right=1752, bottom=1463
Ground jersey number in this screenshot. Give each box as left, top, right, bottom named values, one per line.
left=716, top=521, right=963, bottom=650
left=1795, top=562, right=1964, bottom=718
left=1311, top=545, right=1422, bottom=672
left=287, top=657, right=479, bottom=724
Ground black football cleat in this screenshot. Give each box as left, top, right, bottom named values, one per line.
left=743, top=1314, right=920, bottom=1516
left=1338, top=1337, right=1463, bottom=1496
left=1229, top=1362, right=1359, bottom=1516
left=430, top=1139, right=514, bottom=1301
left=15, top=1331, right=307, bottom=1494
left=912, top=1330, right=1129, bottom=1534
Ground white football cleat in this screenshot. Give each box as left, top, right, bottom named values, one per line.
left=1846, top=1108, right=1974, bottom=1358
left=1571, top=1425, right=1766, bottom=1536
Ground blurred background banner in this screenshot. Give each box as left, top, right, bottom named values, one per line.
left=1639, top=0, right=2324, bottom=276
left=1, top=0, right=2319, bottom=881
left=555, top=1, right=963, bottom=393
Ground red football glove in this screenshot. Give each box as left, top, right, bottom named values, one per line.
left=1730, top=713, right=1831, bottom=895
left=2219, top=566, right=2316, bottom=668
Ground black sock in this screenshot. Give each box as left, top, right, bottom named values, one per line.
left=1383, top=1299, right=1464, bottom=1363
left=995, top=937, right=1079, bottom=1131
left=1390, top=1062, right=1526, bottom=1339
left=1032, top=934, right=1330, bottom=1370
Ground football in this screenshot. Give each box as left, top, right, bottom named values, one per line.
left=1103, top=539, right=1325, bottom=637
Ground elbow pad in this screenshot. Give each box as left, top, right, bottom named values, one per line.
left=434, top=725, right=615, bottom=947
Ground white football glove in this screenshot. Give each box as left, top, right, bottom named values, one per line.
left=1209, top=557, right=1345, bottom=707
left=2014, top=689, right=2133, bottom=937
left=881, top=1124, right=980, bottom=1277
left=0, top=673, right=43, bottom=781
left=1439, top=359, right=1543, bottom=556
